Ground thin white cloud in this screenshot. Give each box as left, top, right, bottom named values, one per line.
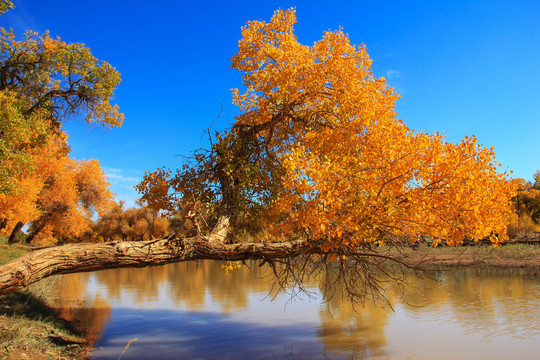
left=5, top=1, right=39, bottom=33
left=104, top=168, right=140, bottom=184
left=384, top=69, right=401, bottom=80
left=104, top=168, right=125, bottom=175
left=106, top=172, right=140, bottom=185
left=104, top=168, right=142, bottom=208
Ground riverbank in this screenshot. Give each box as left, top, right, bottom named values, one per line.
left=0, top=280, right=90, bottom=360
left=0, top=237, right=538, bottom=359
left=0, top=237, right=90, bottom=359
left=396, top=243, right=540, bottom=269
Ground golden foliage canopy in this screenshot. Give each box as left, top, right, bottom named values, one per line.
left=0, top=25, right=123, bottom=196
left=0, top=28, right=123, bottom=128
left=0, top=6, right=120, bottom=243
left=138, top=9, right=515, bottom=250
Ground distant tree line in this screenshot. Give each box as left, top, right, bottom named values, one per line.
left=508, top=170, right=540, bottom=238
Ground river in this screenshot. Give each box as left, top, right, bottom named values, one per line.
left=49, top=261, right=540, bottom=359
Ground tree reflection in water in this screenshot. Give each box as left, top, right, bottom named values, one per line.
left=48, top=273, right=111, bottom=347
left=48, top=263, right=540, bottom=359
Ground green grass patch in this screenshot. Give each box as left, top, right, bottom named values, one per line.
left=0, top=235, right=30, bottom=265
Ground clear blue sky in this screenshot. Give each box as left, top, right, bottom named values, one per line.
left=3, top=0, right=539, bottom=207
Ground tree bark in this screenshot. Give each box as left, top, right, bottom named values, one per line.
left=0, top=235, right=312, bottom=296
left=8, top=221, right=24, bottom=244
left=25, top=220, right=48, bottom=244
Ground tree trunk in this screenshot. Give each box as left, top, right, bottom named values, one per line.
left=0, top=218, right=7, bottom=231
left=8, top=222, right=24, bottom=244
left=25, top=221, right=48, bottom=244
left=0, top=235, right=312, bottom=296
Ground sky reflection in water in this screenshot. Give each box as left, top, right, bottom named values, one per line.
left=49, top=262, right=540, bottom=360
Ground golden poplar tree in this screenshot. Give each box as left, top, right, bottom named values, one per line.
left=138, top=9, right=515, bottom=252
left=0, top=4, right=122, bottom=242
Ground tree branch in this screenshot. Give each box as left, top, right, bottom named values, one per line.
left=0, top=236, right=314, bottom=295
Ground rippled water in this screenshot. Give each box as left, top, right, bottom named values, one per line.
left=49, top=262, right=540, bottom=359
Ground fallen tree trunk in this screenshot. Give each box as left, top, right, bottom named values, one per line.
left=0, top=235, right=313, bottom=296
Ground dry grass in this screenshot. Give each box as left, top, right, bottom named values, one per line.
left=393, top=243, right=540, bottom=269
left=0, top=280, right=89, bottom=360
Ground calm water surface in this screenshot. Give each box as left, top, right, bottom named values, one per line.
left=49, top=262, right=540, bottom=359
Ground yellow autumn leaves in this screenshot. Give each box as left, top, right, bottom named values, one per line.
left=137, top=8, right=516, bottom=255
left=0, top=21, right=122, bottom=244
left=231, top=9, right=515, bottom=251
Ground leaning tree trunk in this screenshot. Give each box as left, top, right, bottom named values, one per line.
left=0, top=235, right=312, bottom=296
left=25, top=220, right=48, bottom=244
left=8, top=221, right=24, bottom=244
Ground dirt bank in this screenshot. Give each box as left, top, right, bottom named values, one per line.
left=398, top=243, right=540, bottom=269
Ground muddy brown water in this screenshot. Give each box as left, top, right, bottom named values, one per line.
left=50, top=262, right=540, bottom=359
